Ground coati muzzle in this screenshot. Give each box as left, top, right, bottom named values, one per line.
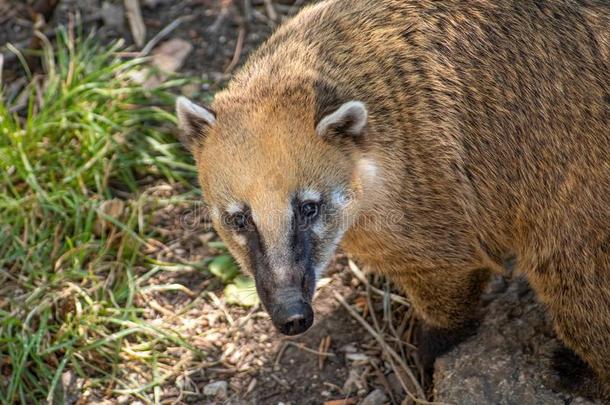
left=271, top=299, right=314, bottom=336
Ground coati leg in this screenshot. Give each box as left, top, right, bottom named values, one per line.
left=395, top=266, right=492, bottom=371
left=527, top=248, right=610, bottom=401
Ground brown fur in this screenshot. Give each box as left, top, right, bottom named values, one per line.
left=180, top=0, right=610, bottom=399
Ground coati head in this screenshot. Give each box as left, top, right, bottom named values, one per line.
left=175, top=82, right=379, bottom=335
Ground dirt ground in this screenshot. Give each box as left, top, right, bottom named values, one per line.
left=1, top=1, right=425, bottom=404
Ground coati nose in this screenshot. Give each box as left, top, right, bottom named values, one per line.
left=274, top=301, right=314, bottom=336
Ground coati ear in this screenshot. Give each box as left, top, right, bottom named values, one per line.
left=316, top=101, right=368, bottom=141
left=175, top=96, right=216, bottom=151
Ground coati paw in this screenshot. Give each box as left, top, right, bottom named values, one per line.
left=551, top=346, right=610, bottom=402
left=415, top=319, right=480, bottom=373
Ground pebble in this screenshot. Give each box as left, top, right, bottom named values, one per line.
left=101, top=2, right=125, bottom=30
left=203, top=380, right=228, bottom=398
left=361, top=389, right=387, bottom=405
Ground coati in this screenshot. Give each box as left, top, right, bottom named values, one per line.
left=175, top=0, right=610, bottom=400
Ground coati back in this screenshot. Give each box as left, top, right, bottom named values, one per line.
left=176, top=0, right=610, bottom=400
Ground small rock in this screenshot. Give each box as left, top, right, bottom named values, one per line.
left=361, top=389, right=387, bottom=405
left=386, top=373, right=404, bottom=398
left=345, top=353, right=369, bottom=362
left=340, top=343, right=357, bottom=353
left=101, top=2, right=125, bottom=30
left=343, top=369, right=366, bottom=394
left=203, top=380, right=228, bottom=399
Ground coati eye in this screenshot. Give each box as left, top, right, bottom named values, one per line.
left=227, top=212, right=250, bottom=231
left=300, top=201, right=320, bottom=221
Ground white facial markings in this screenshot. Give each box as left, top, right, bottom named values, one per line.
left=314, top=228, right=347, bottom=281
left=225, top=201, right=244, bottom=215
left=311, top=187, right=352, bottom=280
left=217, top=186, right=355, bottom=284
left=299, top=188, right=321, bottom=203
left=357, top=158, right=379, bottom=183
left=331, top=187, right=351, bottom=210
left=223, top=201, right=250, bottom=247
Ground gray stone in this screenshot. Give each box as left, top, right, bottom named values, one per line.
left=203, top=380, right=229, bottom=399
left=101, top=2, right=125, bottom=30
left=434, top=278, right=603, bottom=405
left=361, top=388, right=388, bottom=405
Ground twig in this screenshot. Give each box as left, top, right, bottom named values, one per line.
left=263, top=0, right=278, bottom=21
left=333, top=291, right=427, bottom=400
left=207, top=0, right=232, bottom=33
left=319, top=335, right=332, bottom=370
left=242, top=0, right=253, bottom=23
left=124, top=0, right=146, bottom=47
left=224, top=25, right=246, bottom=73
left=275, top=341, right=335, bottom=367
left=348, top=260, right=410, bottom=306
left=270, top=373, right=290, bottom=389
left=207, top=292, right=235, bottom=325
left=140, top=16, right=192, bottom=56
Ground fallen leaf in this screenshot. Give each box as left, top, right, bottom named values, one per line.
left=152, top=38, right=193, bottom=73
left=209, top=254, right=240, bottom=283
left=225, top=276, right=259, bottom=307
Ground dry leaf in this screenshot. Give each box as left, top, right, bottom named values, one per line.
left=152, top=38, right=193, bottom=73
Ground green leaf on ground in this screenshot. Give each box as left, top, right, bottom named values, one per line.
left=224, top=276, right=259, bottom=307
left=208, top=254, right=240, bottom=283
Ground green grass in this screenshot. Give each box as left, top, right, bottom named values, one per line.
left=0, top=28, right=206, bottom=404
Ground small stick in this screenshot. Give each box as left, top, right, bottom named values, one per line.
left=275, top=340, right=335, bottom=367
left=263, top=0, right=278, bottom=21
left=348, top=260, right=411, bottom=306
left=242, top=0, right=253, bottom=22
left=333, top=291, right=426, bottom=400
left=207, top=1, right=231, bottom=34
left=270, top=373, right=290, bottom=389
left=318, top=335, right=332, bottom=369
left=124, top=0, right=146, bottom=47
left=140, top=16, right=193, bottom=56
left=225, top=25, right=246, bottom=73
